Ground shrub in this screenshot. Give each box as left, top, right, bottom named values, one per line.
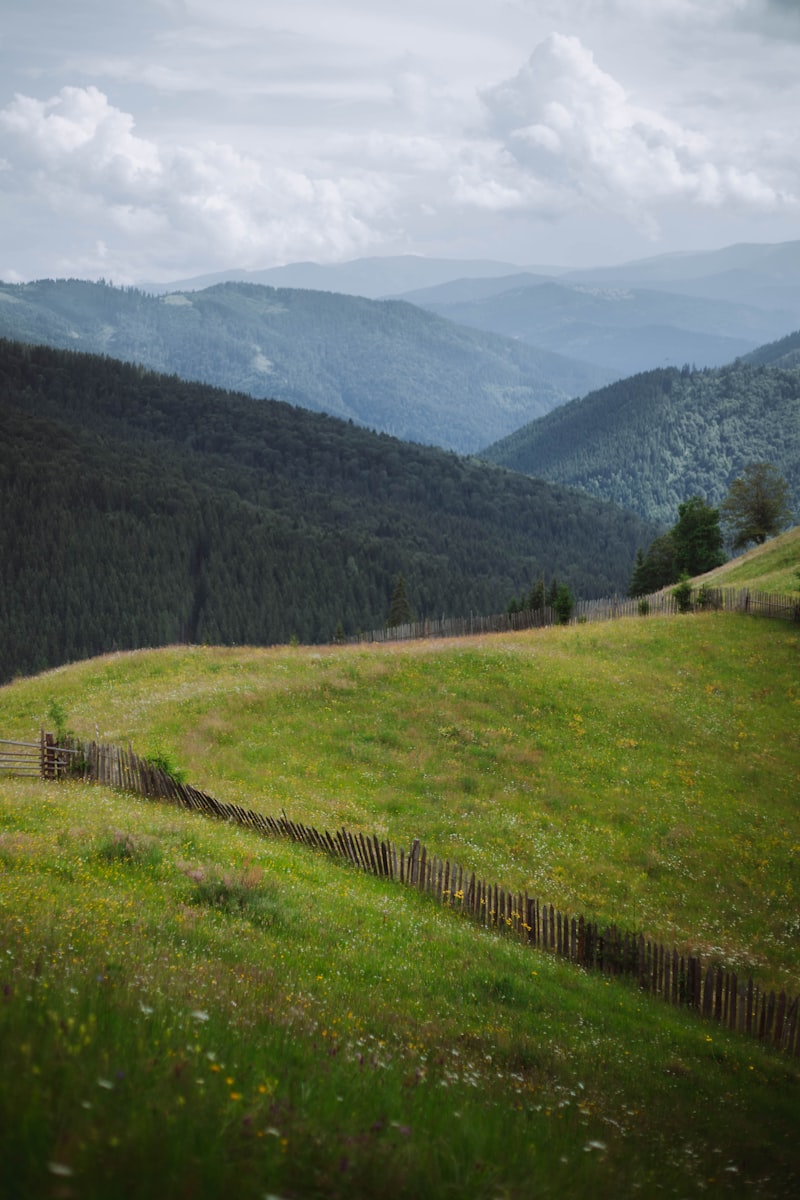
left=46, top=699, right=71, bottom=743
left=672, top=575, right=693, bottom=613
left=144, top=744, right=187, bottom=784
left=638, top=598, right=650, bottom=617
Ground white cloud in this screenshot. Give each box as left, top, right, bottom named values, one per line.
left=0, top=85, right=391, bottom=279
left=478, top=33, right=793, bottom=234
left=1, top=2, right=799, bottom=277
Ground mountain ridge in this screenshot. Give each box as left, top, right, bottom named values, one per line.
left=0, top=278, right=613, bottom=454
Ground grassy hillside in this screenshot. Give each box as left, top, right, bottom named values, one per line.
left=1, top=612, right=798, bottom=1197
left=480, top=360, right=800, bottom=526
left=0, top=278, right=613, bottom=453
left=696, top=526, right=800, bottom=593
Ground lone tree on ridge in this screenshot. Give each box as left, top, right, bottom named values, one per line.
left=721, top=462, right=793, bottom=550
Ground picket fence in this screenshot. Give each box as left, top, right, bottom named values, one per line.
left=23, top=731, right=797, bottom=1059
left=353, top=584, right=800, bottom=644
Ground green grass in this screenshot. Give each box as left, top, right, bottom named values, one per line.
left=1, top=608, right=799, bottom=1196
left=698, top=525, right=800, bottom=594
left=5, top=614, right=798, bottom=990
left=1, top=778, right=798, bottom=1198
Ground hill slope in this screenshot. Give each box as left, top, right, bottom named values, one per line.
left=1, top=614, right=798, bottom=1196
left=0, top=278, right=613, bottom=454
left=0, top=339, right=657, bottom=683
left=693, top=524, right=800, bottom=593
left=480, top=359, right=800, bottom=526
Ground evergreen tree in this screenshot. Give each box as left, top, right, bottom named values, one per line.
left=672, top=496, right=725, bottom=576
left=529, top=577, right=545, bottom=611
left=628, top=548, right=648, bottom=598
left=553, top=583, right=574, bottom=624
left=387, top=575, right=412, bottom=628
left=636, top=531, right=677, bottom=593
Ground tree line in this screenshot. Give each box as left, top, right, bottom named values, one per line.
left=628, top=465, right=793, bottom=596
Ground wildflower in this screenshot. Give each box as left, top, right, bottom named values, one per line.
left=47, top=1163, right=74, bottom=1177
left=97, top=1078, right=114, bottom=1090
left=190, top=1010, right=209, bottom=1022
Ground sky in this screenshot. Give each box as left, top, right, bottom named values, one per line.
left=1, top=0, right=799, bottom=283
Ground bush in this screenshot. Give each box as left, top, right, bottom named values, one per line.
left=638, top=598, right=650, bottom=617
left=144, top=744, right=187, bottom=784
left=672, top=576, right=693, bottom=613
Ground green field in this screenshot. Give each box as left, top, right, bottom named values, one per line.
left=1, top=600, right=799, bottom=1196
left=698, top=526, right=800, bottom=595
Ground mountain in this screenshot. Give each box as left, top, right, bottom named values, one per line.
left=742, top=328, right=800, bottom=369
left=0, top=278, right=613, bottom=455
left=142, top=255, right=567, bottom=300
left=559, top=240, right=800, bottom=315
left=0, top=338, right=658, bottom=683
left=396, top=279, right=784, bottom=375
left=480, top=355, right=800, bottom=527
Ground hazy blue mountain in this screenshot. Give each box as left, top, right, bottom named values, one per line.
left=560, top=241, right=800, bottom=316
left=0, top=278, right=613, bottom=453
left=403, top=280, right=790, bottom=374
left=386, top=272, right=553, bottom=305
left=480, top=354, right=800, bottom=527
left=142, top=255, right=566, bottom=300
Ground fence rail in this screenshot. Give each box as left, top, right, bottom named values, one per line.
left=14, top=731, right=797, bottom=1059
left=0, top=731, right=79, bottom=779
left=351, top=585, right=800, bottom=645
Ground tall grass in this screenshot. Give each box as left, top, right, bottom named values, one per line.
left=1, top=778, right=798, bottom=1198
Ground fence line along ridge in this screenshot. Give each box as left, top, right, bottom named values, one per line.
left=13, top=729, right=798, bottom=1059
left=352, top=584, right=800, bottom=644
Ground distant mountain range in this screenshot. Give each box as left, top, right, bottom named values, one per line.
left=481, top=332, right=800, bottom=527
left=397, top=280, right=775, bottom=375
left=141, top=240, right=800, bottom=383
left=0, top=278, right=612, bottom=454
left=390, top=242, right=800, bottom=378
left=141, top=255, right=567, bottom=299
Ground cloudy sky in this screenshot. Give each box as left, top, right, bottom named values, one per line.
left=1, top=0, right=799, bottom=283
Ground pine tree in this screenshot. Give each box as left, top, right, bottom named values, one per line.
left=387, top=575, right=412, bottom=628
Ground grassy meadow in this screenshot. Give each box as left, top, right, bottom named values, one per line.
left=1, top=581, right=799, bottom=1195
left=698, top=525, right=800, bottom=595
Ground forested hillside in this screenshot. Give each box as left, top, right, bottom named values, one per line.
left=743, top=328, right=800, bottom=368
left=481, top=358, right=800, bottom=525
left=0, top=278, right=613, bottom=454
left=0, top=340, right=657, bottom=682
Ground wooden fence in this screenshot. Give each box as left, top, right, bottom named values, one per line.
left=0, top=730, right=79, bottom=779
left=18, top=732, right=796, bottom=1059
left=352, top=584, right=800, bottom=645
